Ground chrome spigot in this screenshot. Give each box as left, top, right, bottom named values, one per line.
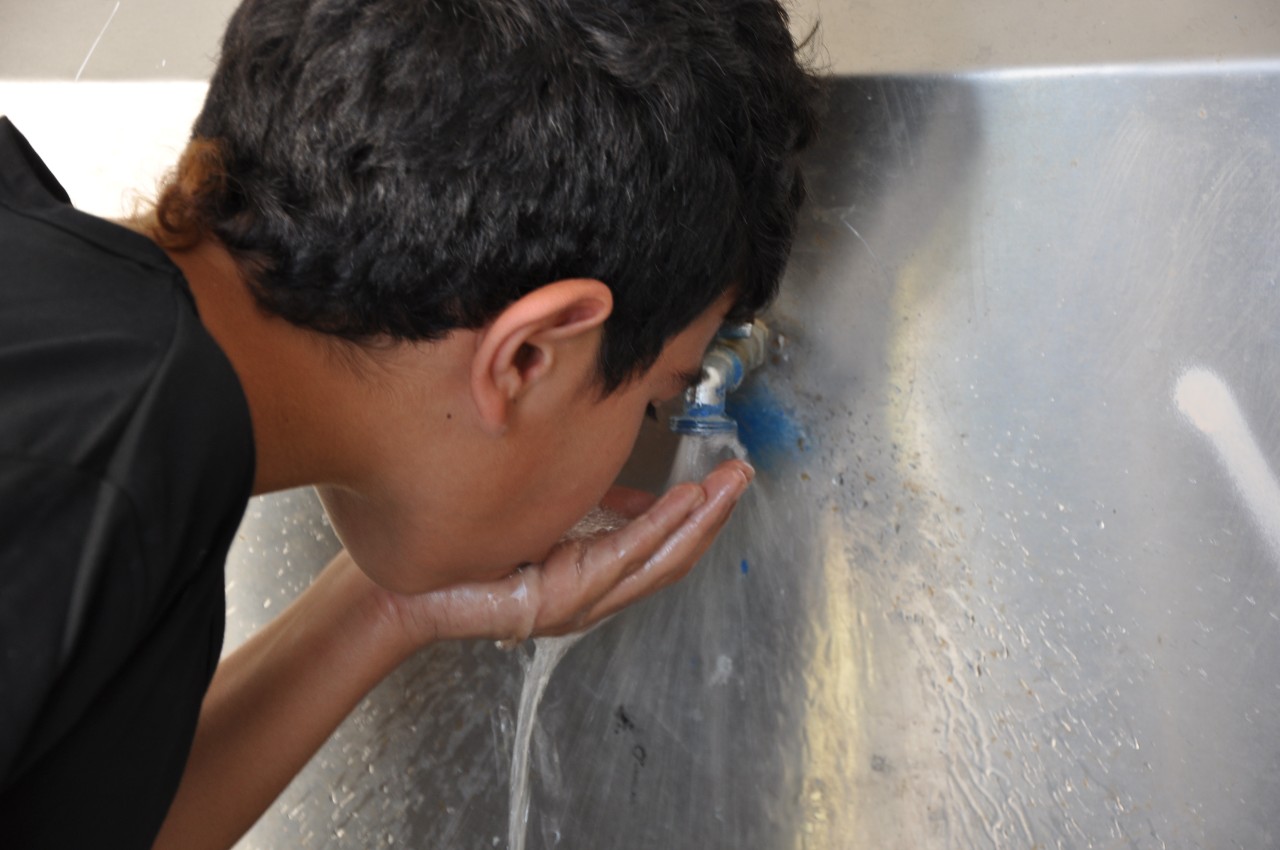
left=669, top=320, right=769, bottom=437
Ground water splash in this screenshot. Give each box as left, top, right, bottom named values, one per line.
left=668, top=432, right=748, bottom=478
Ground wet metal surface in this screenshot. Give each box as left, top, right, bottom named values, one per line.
left=768, top=67, right=1280, bottom=847
left=222, top=66, right=1280, bottom=847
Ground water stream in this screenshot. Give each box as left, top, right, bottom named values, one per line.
left=507, top=633, right=584, bottom=850
left=506, top=434, right=747, bottom=850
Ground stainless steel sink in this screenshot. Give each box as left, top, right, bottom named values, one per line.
left=223, top=64, right=1280, bottom=848
left=3, top=1, right=1279, bottom=846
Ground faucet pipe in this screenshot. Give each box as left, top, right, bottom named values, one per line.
left=669, top=320, right=769, bottom=436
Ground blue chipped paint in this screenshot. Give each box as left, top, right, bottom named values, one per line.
left=740, top=559, right=750, bottom=575
left=724, top=379, right=807, bottom=473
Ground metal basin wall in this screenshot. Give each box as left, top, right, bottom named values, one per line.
left=224, top=66, right=1280, bottom=848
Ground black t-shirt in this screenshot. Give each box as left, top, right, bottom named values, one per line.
left=0, top=117, right=255, bottom=848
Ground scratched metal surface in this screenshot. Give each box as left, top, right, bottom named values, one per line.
left=756, top=68, right=1280, bottom=847
left=218, top=67, right=1280, bottom=848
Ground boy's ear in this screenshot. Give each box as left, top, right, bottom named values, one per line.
left=470, top=278, right=613, bottom=433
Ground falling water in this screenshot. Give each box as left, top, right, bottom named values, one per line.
left=506, top=434, right=747, bottom=850
left=507, top=633, right=584, bottom=850
left=507, top=506, right=629, bottom=850
left=668, top=432, right=750, bottom=480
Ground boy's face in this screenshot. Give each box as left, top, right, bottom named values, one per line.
left=458, top=291, right=742, bottom=578
left=320, top=290, right=735, bottom=594
left=486, top=292, right=732, bottom=570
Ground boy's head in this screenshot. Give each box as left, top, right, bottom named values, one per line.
left=155, top=0, right=821, bottom=393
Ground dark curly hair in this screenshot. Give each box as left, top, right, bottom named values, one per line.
left=155, top=0, right=822, bottom=391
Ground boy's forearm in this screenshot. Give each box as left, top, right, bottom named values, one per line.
left=152, top=551, right=416, bottom=850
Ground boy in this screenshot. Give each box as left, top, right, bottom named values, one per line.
left=0, top=0, right=820, bottom=847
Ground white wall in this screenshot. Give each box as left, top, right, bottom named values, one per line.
left=0, top=82, right=205, bottom=218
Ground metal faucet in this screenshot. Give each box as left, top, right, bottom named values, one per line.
left=668, top=319, right=769, bottom=437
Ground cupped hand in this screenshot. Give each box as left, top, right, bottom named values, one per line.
left=377, top=458, right=753, bottom=647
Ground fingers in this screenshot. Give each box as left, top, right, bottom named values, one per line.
left=562, top=459, right=753, bottom=629
left=408, top=459, right=753, bottom=645
left=532, top=481, right=706, bottom=629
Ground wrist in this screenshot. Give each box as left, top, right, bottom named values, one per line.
left=312, top=550, right=427, bottom=677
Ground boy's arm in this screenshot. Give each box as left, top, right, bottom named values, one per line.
left=151, top=460, right=751, bottom=850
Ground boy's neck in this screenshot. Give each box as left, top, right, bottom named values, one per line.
left=155, top=236, right=369, bottom=495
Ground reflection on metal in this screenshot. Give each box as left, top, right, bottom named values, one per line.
left=223, top=65, right=1280, bottom=848
left=1176, top=367, right=1280, bottom=566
